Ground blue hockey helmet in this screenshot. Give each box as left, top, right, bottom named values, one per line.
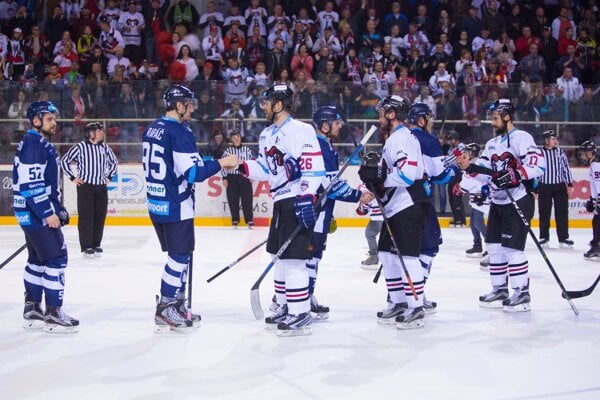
left=313, top=106, right=343, bottom=131
left=407, top=102, right=432, bottom=125
left=26, top=101, right=59, bottom=124
left=375, top=95, right=410, bottom=121
left=163, top=84, right=198, bottom=110
left=488, top=98, right=515, bottom=119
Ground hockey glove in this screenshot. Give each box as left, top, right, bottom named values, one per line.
left=452, top=183, right=463, bottom=197
left=283, top=155, right=302, bottom=182
left=471, top=193, right=486, bottom=206
left=443, top=144, right=466, bottom=168
left=585, top=197, right=595, bottom=213
left=237, top=162, right=249, bottom=177
left=492, top=167, right=521, bottom=189
left=294, top=195, right=317, bottom=229
left=358, top=157, right=387, bottom=185
left=329, top=218, right=338, bottom=234
left=58, top=206, right=70, bottom=226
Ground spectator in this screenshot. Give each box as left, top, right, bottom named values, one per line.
left=24, top=25, right=49, bottom=81
left=545, top=84, right=569, bottom=122
left=44, top=63, right=63, bottom=105
left=62, top=84, right=89, bottom=141
left=455, top=49, right=473, bottom=77
left=556, top=66, right=584, bottom=106
left=318, top=59, right=341, bottom=92
left=118, top=0, right=144, bottom=65
left=46, top=6, right=70, bottom=51
left=244, top=0, right=268, bottom=37
left=296, top=79, right=325, bottom=119
left=290, top=20, right=313, bottom=55
left=220, top=98, right=245, bottom=138
left=317, top=0, right=339, bottom=38
left=89, top=45, right=109, bottom=75
left=578, top=8, right=597, bottom=39
left=7, top=27, right=26, bottom=79
left=395, top=65, right=418, bottom=100
left=224, top=24, right=246, bottom=52
left=54, top=42, right=79, bottom=81
left=406, top=46, right=427, bottom=82
left=76, top=25, right=98, bottom=76
left=557, top=26, right=577, bottom=56
left=106, top=46, right=131, bottom=78
left=224, top=5, right=246, bottom=33
left=192, top=89, right=216, bottom=140
left=481, top=0, right=506, bottom=40
left=428, top=62, right=455, bottom=93
left=265, top=38, right=290, bottom=80
left=267, top=3, right=291, bottom=36
left=61, top=60, right=85, bottom=91
left=292, top=6, right=316, bottom=34
left=0, top=0, right=18, bottom=27
left=529, top=6, right=549, bottom=38
left=202, top=23, right=225, bottom=70
left=519, top=43, right=546, bottom=83
left=413, top=85, right=436, bottom=118
left=505, top=3, right=525, bottom=40
left=9, top=5, right=32, bottom=37
left=246, top=24, right=268, bottom=72
left=435, top=32, right=454, bottom=57
left=267, top=20, right=292, bottom=51
left=540, top=25, right=558, bottom=83
left=461, top=6, right=482, bottom=42
left=85, top=62, right=109, bottom=118
left=167, top=0, right=200, bottom=32
left=99, top=15, right=125, bottom=60
left=551, top=6, right=576, bottom=41
left=143, top=0, right=168, bottom=65
left=313, top=25, right=342, bottom=57
left=362, top=60, right=395, bottom=99
left=577, top=28, right=596, bottom=85
left=493, top=29, right=516, bottom=60
left=461, top=84, right=482, bottom=129
left=199, top=1, right=224, bottom=38
left=97, top=0, right=121, bottom=31
left=556, top=44, right=585, bottom=79
left=425, top=43, right=454, bottom=77
left=434, top=9, right=454, bottom=41
left=291, top=43, right=314, bottom=80
left=575, top=88, right=600, bottom=123
left=175, top=44, right=198, bottom=82
left=72, top=7, right=98, bottom=38
left=472, top=26, right=494, bottom=60
left=252, top=61, right=269, bottom=87
left=415, top=3, right=434, bottom=39
left=356, top=83, right=380, bottom=119
left=114, top=81, right=141, bottom=162
left=7, top=90, right=29, bottom=133
left=385, top=24, right=405, bottom=60
left=337, top=20, right=355, bottom=57
left=53, top=31, right=72, bottom=57
left=222, top=56, right=249, bottom=106
left=205, top=130, right=227, bottom=159
left=383, top=2, right=408, bottom=36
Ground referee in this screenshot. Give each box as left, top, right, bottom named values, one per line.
left=538, top=129, right=574, bottom=249
left=61, top=122, right=118, bottom=257
left=222, top=130, right=254, bottom=228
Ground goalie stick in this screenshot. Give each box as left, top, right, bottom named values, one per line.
left=250, top=125, right=378, bottom=320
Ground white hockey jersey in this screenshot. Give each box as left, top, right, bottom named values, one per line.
left=475, top=128, right=545, bottom=205
left=380, top=124, right=426, bottom=216
left=460, top=165, right=490, bottom=215
left=244, top=117, right=325, bottom=202
left=589, top=161, right=600, bottom=198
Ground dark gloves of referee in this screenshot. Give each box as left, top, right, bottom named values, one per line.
left=294, top=195, right=316, bottom=229
left=58, top=206, right=70, bottom=226
left=492, top=167, right=521, bottom=189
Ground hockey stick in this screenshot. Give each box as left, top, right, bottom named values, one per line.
left=250, top=125, right=378, bottom=319
left=206, top=238, right=268, bottom=283
left=562, top=274, right=600, bottom=299
left=367, top=185, right=419, bottom=300
left=0, top=243, right=27, bottom=270
left=187, top=252, right=194, bottom=320
left=503, top=188, right=579, bottom=316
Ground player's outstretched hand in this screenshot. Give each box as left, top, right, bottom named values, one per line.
left=360, top=191, right=374, bottom=204
left=456, top=153, right=470, bottom=170
left=219, top=154, right=240, bottom=170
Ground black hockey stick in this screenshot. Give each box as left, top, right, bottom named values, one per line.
left=0, top=243, right=27, bottom=270
left=503, top=188, right=579, bottom=316
left=366, top=184, right=419, bottom=300
left=206, top=238, right=268, bottom=283
left=562, top=274, right=600, bottom=299
left=250, top=125, right=378, bottom=320
left=187, top=252, right=194, bottom=321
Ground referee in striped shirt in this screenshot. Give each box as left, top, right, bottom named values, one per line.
left=538, top=129, right=574, bottom=249
left=61, top=122, right=118, bottom=257
left=222, top=130, right=254, bottom=228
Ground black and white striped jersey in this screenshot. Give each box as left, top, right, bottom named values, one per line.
left=539, top=147, right=573, bottom=186
left=60, top=140, right=118, bottom=185
left=223, top=145, right=254, bottom=176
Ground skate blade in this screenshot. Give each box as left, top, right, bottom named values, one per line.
left=559, top=244, right=573, bottom=249
left=466, top=253, right=483, bottom=258
left=583, top=256, right=600, bottom=262
left=503, top=303, right=531, bottom=313
left=423, top=308, right=437, bottom=315
left=396, top=319, right=425, bottom=330
left=276, top=326, right=312, bottom=337
left=264, top=323, right=279, bottom=331
left=23, top=319, right=45, bottom=330
left=479, top=300, right=505, bottom=309
left=377, top=317, right=398, bottom=325
left=43, top=324, right=79, bottom=334
left=479, top=265, right=490, bottom=271
left=361, top=264, right=379, bottom=270
left=154, top=324, right=193, bottom=334
left=311, top=312, right=329, bottom=321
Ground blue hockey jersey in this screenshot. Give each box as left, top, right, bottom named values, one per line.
left=410, top=127, right=456, bottom=185
left=13, top=130, right=61, bottom=230
left=142, top=116, right=221, bottom=223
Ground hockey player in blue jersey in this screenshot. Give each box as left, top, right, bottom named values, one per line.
left=13, top=101, right=79, bottom=333
left=142, top=85, right=239, bottom=332
left=407, top=102, right=458, bottom=314
left=306, top=106, right=372, bottom=319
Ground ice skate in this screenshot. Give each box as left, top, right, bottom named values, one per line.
left=361, top=253, right=379, bottom=270
left=276, top=312, right=312, bottom=337
left=479, top=286, right=509, bottom=309
left=265, top=303, right=288, bottom=330
left=44, top=307, right=79, bottom=333
left=395, top=306, right=425, bottom=330
left=377, top=302, right=408, bottom=324
left=559, top=239, right=574, bottom=249
left=480, top=251, right=490, bottom=270
left=423, top=297, right=437, bottom=315
left=175, top=298, right=201, bottom=327
left=23, top=295, right=45, bottom=330
left=310, top=295, right=329, bottom=320
left=502, top=287, right=531, bottom=312
left=465, top=242, right=483, bottom=258
left=269, top=294, right=279, bottom=312
left=248, top=221, right=254, bottom=230
left=538, top=238, right=549, bottom=249
left=94, top=247, right=103, bottom=258
left=449, top=220, right=465, bottom=228
left=82, top=248, right=95, bottom=258
left=154, top=298, right=193, bottom=333
left=583, top=246, right=600, bottom=261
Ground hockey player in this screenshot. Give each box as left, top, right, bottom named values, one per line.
left=407, top=102, right=458, bottom=314
left=458, top=143, right=491, bottom=268
left=358, top=95, right=428, bottom=330
left=13, top=101, right=79, bottom=333
left=579, top=141, right=600, bottom=260
left=142, top=85, right=239, bottom=332
left=457, top=99, right=545, bottom=312
left=305, top=106, right=372, bottom=319
left=239, top=84, right=325, bottom=336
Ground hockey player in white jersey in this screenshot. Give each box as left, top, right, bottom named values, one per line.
left=458, top=99, right=545, bottom=312
left=358, top=95, right=429, bottom=330
left=239, top=84, right=325, bottom=336
left=579, top=141, right=600, bottom=260
left=142, top=85, right=239, bottom=332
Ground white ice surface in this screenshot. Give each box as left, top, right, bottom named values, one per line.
left=0, top=225, right=599, bottom=400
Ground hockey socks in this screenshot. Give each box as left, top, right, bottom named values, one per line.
left=160, top=253, right=189, bottom=299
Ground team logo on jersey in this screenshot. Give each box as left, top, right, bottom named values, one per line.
left=264, top=146, right=284, bottom=175
left=147, top=199, right=170, bottom=215
left=491, top=152, right=518, bottom=172
left=15, top=211, right=31, bottom=226
left=300, top=180, right=309, bottom=192
left=59, top=271, right=65, bottom=286
left=146, top=182, right=166, bottom=197
left=13, top=195, right=26, bottom=208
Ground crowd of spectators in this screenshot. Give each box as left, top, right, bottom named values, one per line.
left=0, top=0, right=599, bottom=162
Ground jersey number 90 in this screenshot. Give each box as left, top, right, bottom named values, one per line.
left=142, top=142, right=166, bottom=180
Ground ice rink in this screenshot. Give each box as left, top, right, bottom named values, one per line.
left=0, top=224, right=599, bottom=400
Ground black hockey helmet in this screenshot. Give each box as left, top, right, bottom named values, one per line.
left=464, top=142, right=481, bottom=158
left=261, top=83, right=295, bottom=110
left=375, top=95, right=410, bottom=121
left=163, top=84, right=198, bottom=110
left=542, top=129, right=557, bottom=139
left=85, top=121, right=103, bottom=139
left=488, top=98, right=515, bottom=119
left=578, top=140, right=598, bottom=165
left=446, top=130, right=460, bottom=141
left=407, top=102, right=432, bottom=125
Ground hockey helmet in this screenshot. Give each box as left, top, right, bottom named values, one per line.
left=26, top=101, right=59, bottom=124
left=163, top=84, right=198, bottom=110
left=407, top=102, right=432, bottom=125
left=260, top=83, right=295, bottom=110
left=375, top=95, right=410, bottom=121
left=488, top=99, right=515, bottom=119
left=85, top=122, right=104, bottom=139
left=446, top=130, right=460, bottom=141
left=464, top=142, right=481, bottom=158
left=313, top=106, right=343, bottom=131
left=542, top=129, right=557, bottom=139
left=578, top=140, right=597, bottom=165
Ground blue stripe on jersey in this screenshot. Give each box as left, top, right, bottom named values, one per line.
left=303, top=170, right=327, bottom=177
left=188, top=165, right=197, bottom=183
left=398, top=171, right=414, bottom=185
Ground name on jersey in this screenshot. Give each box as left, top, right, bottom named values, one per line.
left=145, top=127, right=165, bottom=140
left=147, top=182, right=166, bottom=197
left=13, top=195, right=26, bottom=208
left=147, top=199, right=169, bottom=215
left=15, top=211, right=31, bottom=226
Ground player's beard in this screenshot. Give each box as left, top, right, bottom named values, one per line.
left=494, top=120, right=508, bottom=136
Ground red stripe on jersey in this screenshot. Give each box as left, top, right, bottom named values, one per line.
left=287, top=291, right=309, bottom=298
left=274, top=284, right=285, bottom=290
left=302, top=151, right=323, bottom=156
left=407, top=161, right=417, bottom=166
left=518, top=166, right=529, bottom=180
left=509, top=265, right=528, bottom=273
left=489, top=266, right=508, bottom=272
